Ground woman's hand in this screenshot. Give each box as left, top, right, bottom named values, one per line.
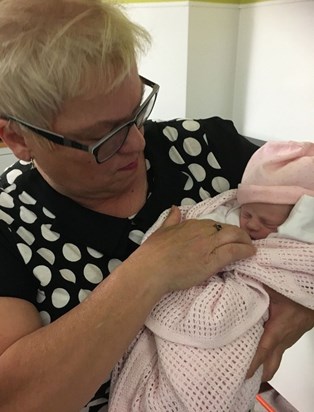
left=130, top=206, right=255, bottom=295
left=247, top=286, right=314, bottom=381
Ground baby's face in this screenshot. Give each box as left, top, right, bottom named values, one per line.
left=239, top=203, right=293, bottom=240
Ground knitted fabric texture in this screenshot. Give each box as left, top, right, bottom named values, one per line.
left=109, top=190, right=314, bottom=412
left=237, top=140, right=314, bottom=205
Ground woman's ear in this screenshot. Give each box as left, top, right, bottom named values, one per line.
left=0, top=119, right=32, bottom=161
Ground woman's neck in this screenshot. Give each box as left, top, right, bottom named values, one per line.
left=37, top=160, right=149, bottom=218
left=79, top=176, right=148, bottom=217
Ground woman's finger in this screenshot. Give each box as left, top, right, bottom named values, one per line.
left=161, top=205, right=181, bottom=228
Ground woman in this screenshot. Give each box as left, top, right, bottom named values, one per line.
left=0, top=1, right=312, bottom=411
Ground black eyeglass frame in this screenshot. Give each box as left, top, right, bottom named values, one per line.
left=3, top=76, right=159, bottom=163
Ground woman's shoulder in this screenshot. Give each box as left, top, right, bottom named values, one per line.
left=145, top=117, right=258, bottom=155
left=144, top=117, right=259, bottom=188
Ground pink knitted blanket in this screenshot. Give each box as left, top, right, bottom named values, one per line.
left=109, top=190, right=314, bottom=412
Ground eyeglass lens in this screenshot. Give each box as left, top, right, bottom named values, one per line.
left=96, top=92, right=157, bottom=162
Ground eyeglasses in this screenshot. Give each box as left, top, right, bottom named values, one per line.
left=3, top=76, right=159, bottom=163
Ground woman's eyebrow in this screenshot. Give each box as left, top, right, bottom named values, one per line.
left=67, top=120, right=118, bottom=138
left=67, top=82, right=145, bottom=138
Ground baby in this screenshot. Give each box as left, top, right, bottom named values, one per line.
left=239, top=202, right=292, bottom=240
left=109, top=140, right=314, bottom=412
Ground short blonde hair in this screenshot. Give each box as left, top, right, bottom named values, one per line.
left=0, top=0, right=151, bottom=128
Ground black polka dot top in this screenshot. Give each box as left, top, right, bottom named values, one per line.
left=0, top=117, right=257, bottom=411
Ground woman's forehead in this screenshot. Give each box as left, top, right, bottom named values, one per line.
left=52, top=71, right=142, bottom=136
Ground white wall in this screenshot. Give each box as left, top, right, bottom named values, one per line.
left=186, top=3, right=239, bottom=119
left=125, top=1, right=239, bottom=120
left=0, top=147, right=16, bottom=172
left=233, top=0, right=314, bottom=141
left=126, top=2, right=189, bottom=120
left=126, top=0, right=314, bottom=141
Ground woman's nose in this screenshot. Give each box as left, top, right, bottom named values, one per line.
left=118, top=124, right=145, bottom=154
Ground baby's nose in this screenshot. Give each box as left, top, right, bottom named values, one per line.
left=246, top=219, right=260, bottom=231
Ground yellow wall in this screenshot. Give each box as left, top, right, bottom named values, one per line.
left=121, top=0, right=272, bottom=4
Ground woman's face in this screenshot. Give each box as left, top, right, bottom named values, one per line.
left=26, top=69, right=147, bottom=203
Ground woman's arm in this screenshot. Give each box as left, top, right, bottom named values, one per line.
left=0, top=208, right=254, bottom=412
left=247, top=286, right=314, bottom=381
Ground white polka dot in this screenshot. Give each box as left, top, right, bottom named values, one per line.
left=203, top=133, right=209, bottom=144
left=87, top=247, right=103, bottom=258
left=62, top=243, right=81, bottom=262
left=60, top=269, right=76, bottom=283
left=129, top=229, right=144, bottom=245
left=33, top=265, right=52, bottom=287
left=0, top=209, right=13, bottom=225
left=5, top=184, right=16, bottom=193
left=16, top=226, right=35, bottom=245
left=19, top=191, right=36, bottom=205
left=182, top=172, right=193, bottom=191
left=188, top=164, right=206, bottom=182
left=183, top=138, right=202, bottom=156
left=0, top=191, right=14, bottom=208
left=17, top=243, right=32, bottom=264
left=84, top=264, right=103, bottom=284
left=6, top=169, right=22, bottom=185
left=207, top=152, right=221, bottom=169
left=199, top=187, right=211, bottom=200
left=40, top=311, right=51, bottom=325
left=20, top=206, right=37, bottom=224
left=108, top=259, right=122, bottom=272
left=212, top=176, right=230, bottom=193
left=43, top=207, right=56, bottom=219
left=145, top=159, right=151, bottom=170
left=78, top=289, right=91, bottom=302
left=181, top=198, right=197, bottom=206
left=169, top=147, right=185, bottom=164
left=182, top=120, right=200, bottom=132
left=41, top=224, right=60, bottom=242
left=37, top=248, right=56, bottom=265
left=51, top=288, right=70, bottom=308
left=163, top=126, right=178, bottom=142
left=37, top=290, right=46, bottom=303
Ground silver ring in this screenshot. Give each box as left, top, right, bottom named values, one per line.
left=214, top=223, right=223, bottom=232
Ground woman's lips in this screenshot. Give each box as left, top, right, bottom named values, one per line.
left=118, top=159, right=138, bottom=171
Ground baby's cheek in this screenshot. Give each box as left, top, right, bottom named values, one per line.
left=239, top=217, right=246, bottom=230
left=263, top=227, right=275, bottom=238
